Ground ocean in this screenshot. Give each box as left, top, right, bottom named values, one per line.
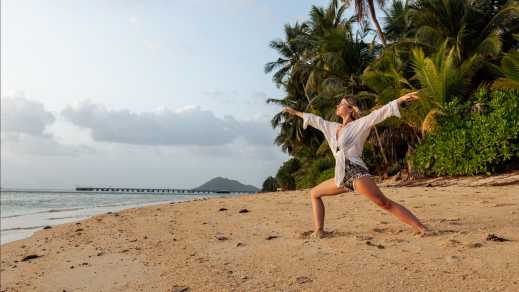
left=0, top=190, right=230, bottom=245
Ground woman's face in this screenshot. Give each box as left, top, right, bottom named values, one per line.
left=336, top=98, right=353, bottom=117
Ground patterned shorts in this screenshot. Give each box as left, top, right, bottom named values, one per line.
left=340, top=158, right=371, bottom=191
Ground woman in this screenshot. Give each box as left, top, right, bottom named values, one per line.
left=283, top=92, right=432, bottom=238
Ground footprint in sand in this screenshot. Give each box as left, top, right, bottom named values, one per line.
left=365, top=241, right=385, bottom=249
left=355, top=235, right=373, bottom=241
left=372, top=228, right=387, bottom=233
left=297, top=230, right=314, bottom=239
left=388, top=238, right=409, bottom=243
left=439, top=218, right=462, bottom=225
left=416, top=229, right=458, bottom=238
left=493, top=203, right=516, bottom=207
left=436, top=229, right=460, bottom=235
left=439, top=239, right=463, bottom=247
left=465, top=242, right=483, bottom=248
left=371, top=227, right=405, bottom=235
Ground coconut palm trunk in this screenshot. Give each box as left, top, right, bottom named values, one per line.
left=366, top=0, right=387, bottom=46
left=365, top=0, right=390, bottom=175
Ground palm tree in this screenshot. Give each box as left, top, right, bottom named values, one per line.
left=408, top=0, right=518, bottom=59
left=265, top=0, right=519, bottom=181
left=341, top=0, right=388, bottom=46
left=265, top=22, right=318, bottom=155
left=366, top=0, right=519, bottom=130
left=361, top=47, right=414, bottom=102
left=264, top=22, right=309, bottom=88
left=267, top=91, right=323, bottom=156
left=492, top=50, right=519, bottom=90
left=300, top=0, right=358, bottom=103
left=382, top=0, right=413, bottom=42
left=303, top=1, right=392, bottom=171
left=410, top=40, right=483, bottom=133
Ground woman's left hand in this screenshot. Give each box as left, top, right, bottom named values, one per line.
left=398, top=91, right=420, bottom=103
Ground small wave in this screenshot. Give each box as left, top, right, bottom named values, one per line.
left=48, top=215, right=86, bottom=220
left=1, top=207, right=86, bottom=219
left=95, top=200, right=173, bottom=208
left=46, top=207, right=85, bottom=213
left=1, top=225, right=45, bottom=232
left=95, top=203, right=135, bottom=208
left=1, top=214, right=23, bottom=219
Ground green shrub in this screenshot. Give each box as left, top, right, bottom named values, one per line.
left=412, top=89, right=519, bottom=176
left=293, top=157, right=334, bottom=189
left=295, top=174, right=315, bottom=189
left=261, top=176, right=278, bottom=192
left=275, top=158, right=301, bottom=190
left=317, top=168, right=335, bottom=183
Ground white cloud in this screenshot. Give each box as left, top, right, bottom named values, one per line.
left=1, top=96, right=55, bottom=136
left=0, top=97, right=287, bottom=189
left=174, top=105, right=199, bottom=114
left=61, top=100, right=275, bottom=146
left=0, top=96, right=95, bottom=157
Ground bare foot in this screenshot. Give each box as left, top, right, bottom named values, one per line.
left=310, top=230, right=335, bottom=239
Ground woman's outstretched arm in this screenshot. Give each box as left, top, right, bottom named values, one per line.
left=283, top=107, right=304, bottom=119
left=356, top=91, right=419, bottom=128
left=283, top=107, right=330, bottom=134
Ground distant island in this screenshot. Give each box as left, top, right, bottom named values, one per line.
left=193, top=177, right=259, bottom=193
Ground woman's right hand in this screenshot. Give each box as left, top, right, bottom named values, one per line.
left=282, top=106, right=298, bottom=116
left=397, top=91, right=420, bottom=103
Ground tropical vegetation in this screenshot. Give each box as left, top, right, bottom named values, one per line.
left=263, top=0, right=519, bottom=190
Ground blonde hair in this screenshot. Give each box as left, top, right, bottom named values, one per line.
left=342, top=96, right=361, bottom=120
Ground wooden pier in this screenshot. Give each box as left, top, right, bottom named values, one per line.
left=75, top=187, right=253, bottom=194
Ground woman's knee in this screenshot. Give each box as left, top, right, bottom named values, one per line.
left=355, top=177, right=393, bottom=210
left=310, top=188, right=321, bottom=199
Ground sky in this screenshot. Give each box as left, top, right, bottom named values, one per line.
left=1, top=0, right=380, bottom=189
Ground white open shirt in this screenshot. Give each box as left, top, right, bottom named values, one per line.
left=302, top=99, right=402, bottom=188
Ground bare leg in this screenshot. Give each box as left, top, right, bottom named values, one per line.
left=353, top=176, right=430, bottom=235
left=310, top=178, right=349, bottom=236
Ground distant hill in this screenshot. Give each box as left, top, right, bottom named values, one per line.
left=193, top=177, right=259, bottom=193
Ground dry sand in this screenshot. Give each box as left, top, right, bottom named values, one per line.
left=1, top=172, right=519, bottom=292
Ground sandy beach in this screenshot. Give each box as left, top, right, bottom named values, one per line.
left=1, top=172, right=518, bottom=292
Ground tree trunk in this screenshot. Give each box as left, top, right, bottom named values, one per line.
left=367, top=0, right=387, bottom=46
left=373, top=126, right=389, bottom=165
left=367, top=0, right=388, bottom=176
